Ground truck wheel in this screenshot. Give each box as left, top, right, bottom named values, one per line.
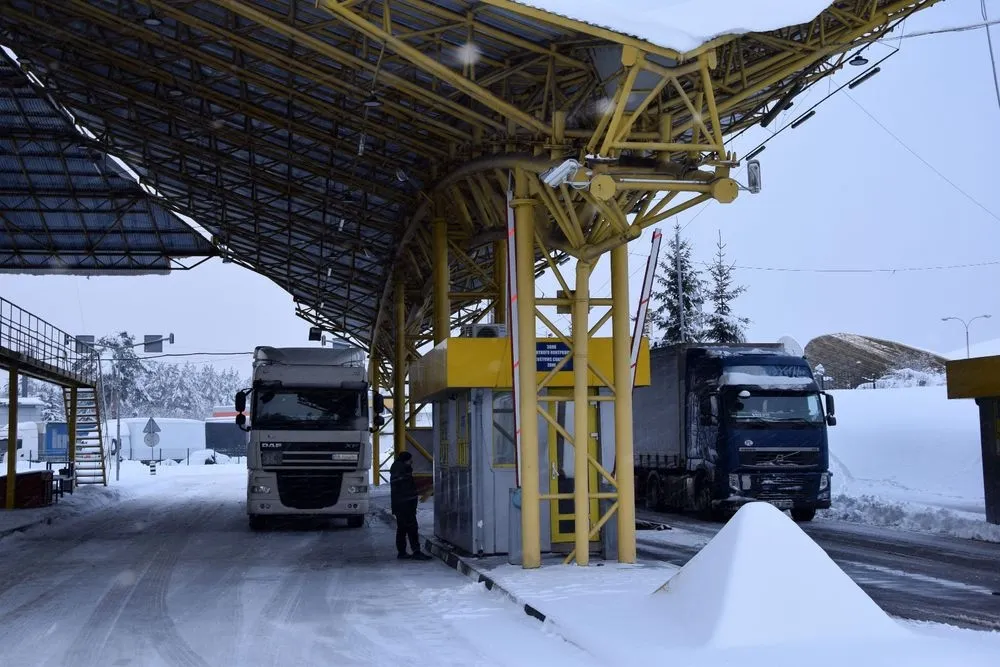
left=249, top=514, right=266, bottom=531
left=791, top=508, right=816, bottom=522
left=347, top=515, right=365, bottom=528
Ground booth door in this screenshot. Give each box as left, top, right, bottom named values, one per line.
left=546, top=388, right=600, bottom=544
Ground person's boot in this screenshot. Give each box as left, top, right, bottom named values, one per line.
left=410, top=551, right=432, bottom=561
left=397, top=552, right=411, bottom=560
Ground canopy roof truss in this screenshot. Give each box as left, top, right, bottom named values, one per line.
left=0, top=0, right=942, bottom=363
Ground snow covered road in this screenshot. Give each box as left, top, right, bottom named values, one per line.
left=0, top=468, right=596, bottom=667
left=636, top=510, right=1000, bottom=631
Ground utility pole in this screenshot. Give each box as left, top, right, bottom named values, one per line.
left=675, top=226, right=685, bottom=343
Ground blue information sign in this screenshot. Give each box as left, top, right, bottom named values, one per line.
left=43, top=422, right=69, bottom=459
left=536, top=341, right=573, bottom=372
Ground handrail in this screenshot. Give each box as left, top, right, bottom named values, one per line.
left=0, top=296, right=100, bottom=386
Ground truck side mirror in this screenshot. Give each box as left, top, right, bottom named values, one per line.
left=235, top=390, right=247, bottom=413
left=824, top=392, right=835, bottom=416
left=373, top=414, right=385, bottom=428
left=826, top=415, right=837, bottom=427
left=699, top=396, right=716, bottom=426
left=373, top=392, right=385, bottom=415
left=235, top=413, right=247, bottom=428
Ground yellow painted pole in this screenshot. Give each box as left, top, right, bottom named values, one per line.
left=5, top=365, right=18, bottom=509
left=433, top=216, right=450, bottom=344
left=572, top=260, right=592, bottom=566
left=371, top=353, right=381, bottom=486
left=493, top=238, right=506, bottom=324
left=394, top=280, right=406, bottom=457
left=611, top=244, right=637, bottom=563
left=513, top=168, right=541, bottom=569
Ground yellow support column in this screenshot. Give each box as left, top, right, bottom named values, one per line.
left=371, top=354, right=382, bottom=486
left=433, top=216, right=450, bottom=345
left=393, top=280, right=406, bottom=456
left=611, top=244, right=637, bottom=563
left=493, top=238, right=506, bottom=324
left=572, top=260, right=592, bottom=566
left=5, top=365, right=18, bottom=509
left=513, top=168, right=541, bottom=569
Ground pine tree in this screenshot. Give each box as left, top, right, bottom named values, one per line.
left=650, top=223, right=705, bottom=344
left=703, top=231, right=750, bottom=344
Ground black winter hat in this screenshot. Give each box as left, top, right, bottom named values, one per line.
left=397, top=451, right=413, bottom=462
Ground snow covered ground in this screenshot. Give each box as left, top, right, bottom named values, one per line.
left=821, top=385, right=1000, bottom=542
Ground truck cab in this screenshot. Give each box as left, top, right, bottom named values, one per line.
left=696, top=352, right=835, bottom=521
left=235, top=346, right=385, bottom=530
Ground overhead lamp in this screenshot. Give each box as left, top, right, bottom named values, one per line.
left=167, top=87, right=184, bottom=98
left=362, top=92, right=382, bottom=108
left=849, top=54, right=868, bottom=67
left=143, top=13, right=163, bottom=27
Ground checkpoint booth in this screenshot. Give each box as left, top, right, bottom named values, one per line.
left=409, top=334, right=649, bottom=559
left=945, top=355, right=1000, bottom=525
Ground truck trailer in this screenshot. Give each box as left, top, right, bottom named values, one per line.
left=235, top=345, right=385, bottom=530
left=633, top=343, right=835, bottom=522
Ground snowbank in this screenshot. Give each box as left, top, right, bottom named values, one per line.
left=822, top=385, right=997, bottom=540
left=827, top=386, right=982, bottom=502
left=515, top=1, right=832, bottom=54
left=945, top=337, right=1000, bottom=360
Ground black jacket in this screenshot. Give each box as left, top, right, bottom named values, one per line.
left=389, top=458, right=418, bottom=512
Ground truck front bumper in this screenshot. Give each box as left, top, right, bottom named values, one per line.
left=247, top=470, right=370, bottom=517
left=720, top=471, right=832, bottom=511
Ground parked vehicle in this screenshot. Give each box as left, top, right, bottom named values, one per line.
left=633, top=343, right=835, bottom=522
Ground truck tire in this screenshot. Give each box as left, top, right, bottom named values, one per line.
left=347, top=515, right=365, bottom=528
left=249, top=514, right=266, bottom=531
left=791, top=508, right=816, bottom=522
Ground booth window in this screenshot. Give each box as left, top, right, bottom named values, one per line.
left=492, top=392, right=516, bottom=467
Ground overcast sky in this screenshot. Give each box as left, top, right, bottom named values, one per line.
left=1, top=0, right=997, bottom=378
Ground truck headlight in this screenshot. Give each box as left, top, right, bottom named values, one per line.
left=251, top=485, right=271, bottom=494
left=819, top=473, right=829, bottom=491
left=347, top=485, right=368, bottom=494
left=728, top=473, right=740, bottom=491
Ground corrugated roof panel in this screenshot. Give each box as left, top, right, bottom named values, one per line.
left=0, top=53, right=215, bottom=273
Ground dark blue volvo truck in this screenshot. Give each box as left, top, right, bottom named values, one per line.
left=633, top=343, right=836, bottom=522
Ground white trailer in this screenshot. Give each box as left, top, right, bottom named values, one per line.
left=236, top=345, right=385, bottom=530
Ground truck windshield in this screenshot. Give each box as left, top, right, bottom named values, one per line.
left=725, top=391, right=824, bottom=424
left=253, top=389, right=366, bottom=430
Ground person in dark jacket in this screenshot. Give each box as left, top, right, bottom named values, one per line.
left=389, top=451, right=430, bottom=560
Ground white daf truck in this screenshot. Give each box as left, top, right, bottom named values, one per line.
left=235, top=345, right=385, bottom=530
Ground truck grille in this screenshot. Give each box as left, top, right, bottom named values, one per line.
left=264, top=442, right=360, bottom=469
left=276, top=471, right=343, bottom=509
left=739, top=448, right=819, bottom=469
left=756, top=473, right=813, bottom=501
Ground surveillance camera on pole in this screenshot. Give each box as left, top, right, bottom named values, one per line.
left=539, top=159, right=584, bottom=188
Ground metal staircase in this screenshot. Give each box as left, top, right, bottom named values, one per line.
left=62, top=382, right=108, bottom=487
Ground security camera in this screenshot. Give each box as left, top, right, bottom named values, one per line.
left=539, top=159, right=582, bottom=188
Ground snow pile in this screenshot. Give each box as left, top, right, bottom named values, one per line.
left=181, top=449, right=233, bottom=465
left=827, top=386, right=982, bottom=502
left=651, top=502, right=905, bottom=647
left=867, top=367, right=946, bottom=389
left=513, top=0, right=832, bottom=53
left=822, top=385, right=996, bottom=539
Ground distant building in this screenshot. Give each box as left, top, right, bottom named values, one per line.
left=804, top=333, right=947, bottom=390
left=0, top=397, right=44, bottom=427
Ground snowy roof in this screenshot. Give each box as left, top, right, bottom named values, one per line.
left=0, top=397, right=45, bottom=406
left=511, top=0, right=834, bottom=54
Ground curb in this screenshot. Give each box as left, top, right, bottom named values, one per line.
left=371, top=505, right=550, bottom=624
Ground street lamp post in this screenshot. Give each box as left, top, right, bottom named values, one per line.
left=941, top=314, right=991, bottom=359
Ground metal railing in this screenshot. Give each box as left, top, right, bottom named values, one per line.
left=0, top=296, right=100, bottom=386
